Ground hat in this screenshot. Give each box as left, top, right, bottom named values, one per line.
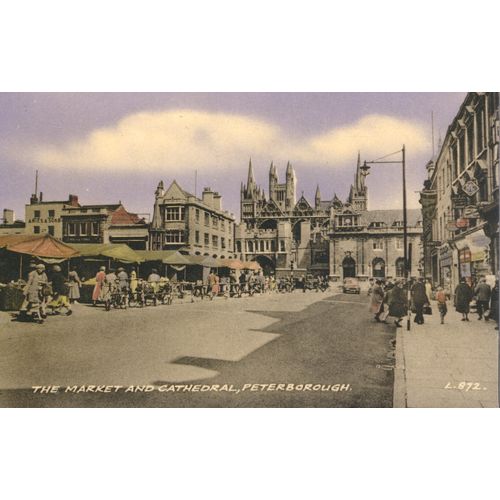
left=100, top=266, right=106, bottom=271
left=52, top=265, right=61, bottom=272
left=35, top=264, right=45, bottom=270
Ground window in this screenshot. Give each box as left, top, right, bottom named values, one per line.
left=91, top=222, right=99, bottom=236
left=236, top=241, right=242, bottom=253
left=271, top=240, right=276, bottom=252
left=248, top=241, right=254, bottom=252
left=212, top=217, right=218, bottom=229
left=228, top=239, right=231, bottom=250
left=476, top=108, right=484, bottom=152
left=221, top=219, right=225, bottom=230
left=396, top=239, right=403, bottom=250
left=48, top=209, right=55, bottom=218
left=373, top=241, right=383, bottom=250
left=466, top=119, right=474, bottom=163
left=459, top=133, right=465, bottom=173
left=195, top=230, right=200, bottom=244
left=204, top=212, right=210, bottom=225
left=34, top=210, right=40, bottom=219
left=92, top=208, right=101, bottom=213
left=165, top=206, right=184, bottom=221
left=221, top=237, right=226, bottom=249
left=212, top=235, right=218, bottom=248
left=195, top=209, right=200, bottom=222
left=33, top=225, right=40, bottom=234
left=165, top=230, right=184, bottom=243
left=48, top=226, right=54, bottom=236
left=259, top=241, right=265, bottom=252
left=80, top=223, right=87, bottom=236
left=68, top=223, right=76, bottom=236
left=204, top=233, right=209, bottom=246
left=280, top=240, right=285, bottom=252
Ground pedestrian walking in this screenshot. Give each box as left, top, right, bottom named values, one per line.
left=48, top=265, right=72, bottom=316
left=425, top=279, right=433, bottom=303
left=369, top=279, right=385, bottom=322
left=92, top=266, right=106, bottom=305
left=436, top=287, right=448, bottom=324
left=411, top=278, right=429, bottom=325
left=474, top=277, right=491, bottom=320
left=454, top=278, right=473, bottom=321
left=130, top=268, right=138, bottom=295
left=67, top=266, right=82, bottom=303
left=387, top=281, right=407, bottom=328
left=148, top=268, right=161, bottom=293
left=19, top=263, right=48, bottom=322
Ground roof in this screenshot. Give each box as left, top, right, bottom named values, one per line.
left=361, top=209, right=422, bottom=227
left=68, top=243, right=144, bottom=263
left=0, top=234, right=79, bottom=259
left=110, top=206, right=143, bottom=225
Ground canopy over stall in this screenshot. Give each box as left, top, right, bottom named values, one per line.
left=68, top=243, right=144, bottom=263
left=0, top=234, right=79, bottom=261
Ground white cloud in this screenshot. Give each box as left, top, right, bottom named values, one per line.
left=24, top=109, right=430, bottom=173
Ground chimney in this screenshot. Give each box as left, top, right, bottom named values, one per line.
left=68, top=194, right=79, bottom=207
left=39, top=192, right=43, bottom=202
left=202, top=187, right=214, bottom=208
left=3, top=209, right=14, bottom=224
left=30, top=194, right=38, bottom=204
left=213, top=193, right=222, bottom=211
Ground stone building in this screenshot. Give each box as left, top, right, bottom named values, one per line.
left=61, top=203, right=149, bottom=250
left=150, top=180, right=235, bottom=258
left=419, top=92, right=499, bottom=291
left=25, top=193, right=80, bottom=238
left=236, top=157, right=423, bottom=279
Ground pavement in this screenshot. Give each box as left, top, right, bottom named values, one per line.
left=393, top=302, right=499, bottom=408
left=0, top=288, right=395, bottom=407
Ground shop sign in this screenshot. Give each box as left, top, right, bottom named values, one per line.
left=451, top=194, right=468, bottom=208
left=462, top=205, right=480, bottom=219
left=463, top=180, right=479, bottom=197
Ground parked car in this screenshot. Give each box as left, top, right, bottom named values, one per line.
left=343, top=277, right=361, bottom=294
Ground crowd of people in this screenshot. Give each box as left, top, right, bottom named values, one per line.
left=369, top=276, right=499, bottom=329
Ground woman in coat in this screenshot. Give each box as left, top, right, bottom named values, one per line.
left=92, top=266, right=106, bottom=305
left=370, top=280, right=385, bottom=322
left=388, top=281, right=408, bottom=328
left=67, top=266, right=82, bottom=303
left=454, top=278, right=473, bottom=321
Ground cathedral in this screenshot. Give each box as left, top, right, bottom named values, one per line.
left=235, top=156, right=423, bottom=280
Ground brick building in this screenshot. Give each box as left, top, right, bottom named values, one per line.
left=150, top=180, right=235, bottom=258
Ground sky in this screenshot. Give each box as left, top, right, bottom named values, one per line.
left=0, top=92, right=467, bottom=222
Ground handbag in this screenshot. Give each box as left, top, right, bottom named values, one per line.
left=423, top=304, right=432, bottom=315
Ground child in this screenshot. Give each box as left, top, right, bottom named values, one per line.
left=436, top=287, right=447, bottom=324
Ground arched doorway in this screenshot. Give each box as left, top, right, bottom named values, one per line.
left=395, top=257, right=405, bottom=278
left=372, top=257, right=386, bottom=278
left=342, top=256, right=356, bottom=278
left=254, top=255, right=275, bottom=276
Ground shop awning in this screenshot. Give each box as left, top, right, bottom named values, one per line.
left=135, top=250, right=182, bottom=262
left=0, top=234, right=79, bottom=259
left=68, top=243, right=144, bottom=263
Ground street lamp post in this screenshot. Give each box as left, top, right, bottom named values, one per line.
left=361, top=145, right=411, bottom=331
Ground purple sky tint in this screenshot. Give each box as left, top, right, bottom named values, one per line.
left=0, top=93, right=466, bottom=221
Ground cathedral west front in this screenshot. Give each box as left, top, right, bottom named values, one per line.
left=235, top=156, right=423, bottom=281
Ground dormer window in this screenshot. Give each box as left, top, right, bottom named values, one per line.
left=393, top=220, right=404, bottom=227
left=369, top=221, right=385, bottom=229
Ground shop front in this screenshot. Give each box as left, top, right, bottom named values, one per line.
left=455, top=229, right=491, bottom=285
left=439, top=245, right=453, bottom=292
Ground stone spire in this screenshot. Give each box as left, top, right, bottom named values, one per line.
left=315, top=184, right=321, bottom=209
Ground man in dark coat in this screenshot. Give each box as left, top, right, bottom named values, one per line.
left=411, top=278, right=429, bottom=325
left=474, top=278, right=491, bottom=320
left=454, top=278, right=473, bottom=321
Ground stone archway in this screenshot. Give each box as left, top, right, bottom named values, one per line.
left=342, top=256, right=356, bottom=278
left=253, top=255, right=275, bottom=276
left=372, top=257, right=386, bottom=278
